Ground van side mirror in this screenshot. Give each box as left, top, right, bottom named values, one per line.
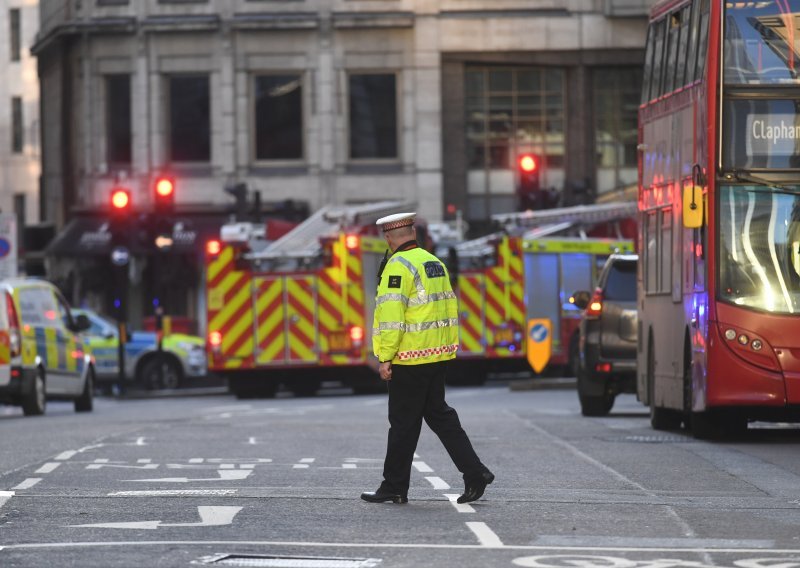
left=571, top=290, right=591, bottom=310
left=683, top=185, right=704, bottom=229
left=74, top=314, right=91, bottom=332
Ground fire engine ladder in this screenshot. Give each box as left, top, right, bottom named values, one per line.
left=245, top=200, right=416, bottom=261
left=491, top=202, right=638, bottom=240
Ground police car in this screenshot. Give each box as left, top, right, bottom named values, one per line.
left=0, top=279, right=94, bottom=416
left=73, top=309, right=206, bottom=390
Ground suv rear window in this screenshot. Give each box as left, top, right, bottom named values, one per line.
left=604, top=261, right=637, bottom=301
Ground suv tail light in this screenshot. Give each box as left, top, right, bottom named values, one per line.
left=6, top=292, right=20, bottom=357
left=585, top=288, right=604, bottom=318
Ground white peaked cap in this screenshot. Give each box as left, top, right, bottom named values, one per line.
left=375, top=212, right=416, bottom=232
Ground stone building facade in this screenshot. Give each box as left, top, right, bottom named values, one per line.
left=0, top=0, right=40, bottom=247
left=34, top=0, right=653, bottom=328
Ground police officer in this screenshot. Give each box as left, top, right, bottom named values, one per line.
left=361, top=212, right=494, bottom=505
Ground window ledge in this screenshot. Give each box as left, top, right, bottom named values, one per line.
left=345, top=163, right=404, bottom=175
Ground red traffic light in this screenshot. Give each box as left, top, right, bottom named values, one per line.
left=155, top=177, right=174, bottom=198
left=110, top=188, right=131, bottom=211
left=519, top=154, right=537, bottom=173
left=154, top=175, right=175, bottom=214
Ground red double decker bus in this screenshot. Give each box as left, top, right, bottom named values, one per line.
left=639, top=0, right=800, bottom=437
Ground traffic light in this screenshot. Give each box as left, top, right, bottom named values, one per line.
left=516, top=153, right=541, bottom=211
left=110, top=187, right=131, bottom=215
left=153, top=175, right=175, bottom=215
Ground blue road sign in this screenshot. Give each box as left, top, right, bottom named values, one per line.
left=530, top=323, right=549, bottom=343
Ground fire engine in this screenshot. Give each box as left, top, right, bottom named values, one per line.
left=448, top=203, right=638, bottom=384
left=205, top=201, right=414, bottom=398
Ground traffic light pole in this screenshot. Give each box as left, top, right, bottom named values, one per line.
left=114, top=262, right=128, bottom=396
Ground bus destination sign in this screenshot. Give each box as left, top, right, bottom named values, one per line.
left=723, top=99, right=800, bottom=170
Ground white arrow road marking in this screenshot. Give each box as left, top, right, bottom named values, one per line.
left=412, top=461, right=433, bottom=473
left=128, top=470, right=252, bottom=483
left=70, top=506, right=242, bottom=530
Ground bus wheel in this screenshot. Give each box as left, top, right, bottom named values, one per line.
left=691, top=411, right=724, bottom=440
left=648, top=335, right=680, bottom=431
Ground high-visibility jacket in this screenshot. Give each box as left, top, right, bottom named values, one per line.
left=372, top=245, right=460, bottom=365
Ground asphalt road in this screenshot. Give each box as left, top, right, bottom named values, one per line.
left=1, top=384, right=800, bottom=568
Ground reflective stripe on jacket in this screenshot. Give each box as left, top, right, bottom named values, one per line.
left=372, top=246, right=459, bottom=365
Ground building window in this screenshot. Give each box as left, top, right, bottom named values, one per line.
left=9, top=9, right=20, bottom=62
left=348, top=73, right=398, bottom=160
left=11, top=97, right=23, bottom=153
left=106, top=75, right=131, bottom=165
left=594, top=67, right=642, bottom=194
left=169, top=75, right=210, bottom=163
left=464, top=66, right=566, bottom=219
left=254, top=74, right=303, bottom=161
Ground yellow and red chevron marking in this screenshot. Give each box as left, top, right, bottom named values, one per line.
left=207, top=246, right=255, bottom=370
left=285, top=276, right=318, bottom=363
left=485, top=236, right=526, bottom=358
left=318, top=265, right=350, bottom=365
left=254, top=277, right=286, bottom=365
left=344, top=240, right=365, bottom=332
left=456, top=273, right=485, bottom=356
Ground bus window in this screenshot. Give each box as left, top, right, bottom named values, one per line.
left=664, top=10, right=682, bottom=93
left=645, top=210, right=658, bottom=294
left=694, top=0, right=710, bottom=82
left=651, top=18, right=667, bottom=98
left=641, top=24, right=655, bottom=103
left=724, top=0, right=800, bottom=84
left=684, top=0, right=702, bottom=84
left=660, top=208, right=673, bottom=294
left=674, top=5, right=692, bottom=88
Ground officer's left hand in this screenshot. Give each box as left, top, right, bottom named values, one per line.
left=379, top=362, right=392, bottom=381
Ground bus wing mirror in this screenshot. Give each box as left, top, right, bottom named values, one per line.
left=683, top=185, right=704, bottom=229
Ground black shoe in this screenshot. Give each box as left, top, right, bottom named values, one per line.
left=361, top=489, right=408, bottom=504
left=457, top=472, right=495, bottom=504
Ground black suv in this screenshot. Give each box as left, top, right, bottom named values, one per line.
left=572, top=254, right=638, bottom=416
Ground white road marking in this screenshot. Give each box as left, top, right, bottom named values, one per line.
left=189, top=458, right=204, bottom=463
left=294, top=458, right=315, bottom=469
left=55, top=451, right=77, bottom=461
left=412, top=461, right=433, bottom=473
left=129, top=470, right=252, bottom=483
left=247, top=437, right=257, bottom=445
left=342, top=464, right=357, bottom=469
left=108, top=490, right=237, bottom=497
left=87, top=463, right=158, bottom=470
left=0, top=491, right=14, bottom=510
left=137, top=459, right=152, bottom=464
left=13, top=540, right=800, bottom=553
left=425, top=476, right=450, bottom=490
left=413, top=453, right=420, bottom=458
left=299, top=458, right=315, bottom=463
left=135, top=437, right=147, bottom=446
left=12, top=478, right=41, bottom=490
left=466, top=522, right=504, bottom=548
left=70, top=506, right=242, bottom=530
left=93, top=459, right=110, bottom=463
left=444, top=493, right=475, bottom=513
left=35, top=463, right=61, bottom=474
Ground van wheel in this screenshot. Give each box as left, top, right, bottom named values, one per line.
left=141, top=357, right=182, bottom=390
left=75, top=368, right=94, bottom=413
left=22, top=370, right=46, bottom=416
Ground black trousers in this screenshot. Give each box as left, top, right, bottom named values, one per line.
left=380, top=360, right=489, bottom=495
